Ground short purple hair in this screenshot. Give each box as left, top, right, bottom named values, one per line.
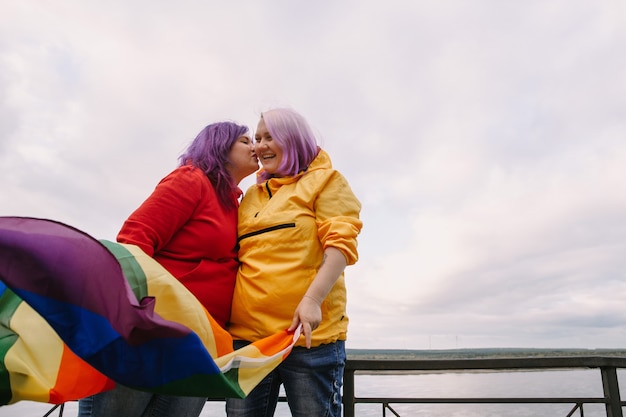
left=257, top=108, right=319, bottom=182
left=178, top=121, right=249, bottom=209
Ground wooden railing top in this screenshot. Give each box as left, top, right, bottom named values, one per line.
left=345, top=348, right=626, bottom=372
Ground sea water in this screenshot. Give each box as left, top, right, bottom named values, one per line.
left=1, top=369, right=624, bottom=417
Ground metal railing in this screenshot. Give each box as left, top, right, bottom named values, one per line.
left=344, top=348, right=626, bottom=417
left=42, top=348, right=626, bottom=417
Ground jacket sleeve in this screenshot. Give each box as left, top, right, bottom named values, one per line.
left=117, top=167, right=203, bottom=256
left=314, top=170, right=363, bottom=265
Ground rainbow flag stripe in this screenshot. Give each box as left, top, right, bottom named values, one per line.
left=0, top=217, right=298, bottom=405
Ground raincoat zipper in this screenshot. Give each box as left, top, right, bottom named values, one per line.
left=237, top=223, right=296, bottom=243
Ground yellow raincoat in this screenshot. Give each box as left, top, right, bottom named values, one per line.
left=229, top=149, right=362, bottom=347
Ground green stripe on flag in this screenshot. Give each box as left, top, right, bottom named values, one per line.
left=100, top=240, right=149, bottom=302
left=132, top=372, right=245, bottom=399
left=0, top=288, right=23, bottom=404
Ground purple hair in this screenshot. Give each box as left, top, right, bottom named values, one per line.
left=178, top=121, right=249, bottom=209
left=257, top=108, right=319, bottom=183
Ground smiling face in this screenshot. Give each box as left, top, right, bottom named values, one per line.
left=254, top=118, right=283, bottom=176
left=226, top=135, right=258, bottom=184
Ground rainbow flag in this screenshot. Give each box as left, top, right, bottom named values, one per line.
left=0, top=217, right=299, bottom=405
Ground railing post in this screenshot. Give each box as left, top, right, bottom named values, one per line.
left=343, top=368, right=355, bottom=417
left=601, top=366, right=623, bottom=417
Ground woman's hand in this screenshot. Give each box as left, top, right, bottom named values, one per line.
left=288, top=295, right=322, bottom=348
left=287, top=247, right=347, bottom=348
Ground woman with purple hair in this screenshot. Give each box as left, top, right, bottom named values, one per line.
left=226, top=108, right=363, bottom=417
left=78, top=121, right=259, bottom=417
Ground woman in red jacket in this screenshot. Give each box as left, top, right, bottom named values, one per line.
left=78, top=121, right=258, bottom=417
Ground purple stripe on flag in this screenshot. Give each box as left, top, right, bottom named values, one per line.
left=0, top=217, right=192, bottom=345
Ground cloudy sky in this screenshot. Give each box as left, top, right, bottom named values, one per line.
left=2, top=0, right=626, bottom=352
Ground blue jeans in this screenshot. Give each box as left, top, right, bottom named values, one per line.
left=78, top=384, right=206, bottom=417
left=226, top=340, right=345, bottom=417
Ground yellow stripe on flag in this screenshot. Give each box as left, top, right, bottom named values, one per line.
left=121, top=243, right=231, bottom=359
left=4, top=302, right=63, bottom=404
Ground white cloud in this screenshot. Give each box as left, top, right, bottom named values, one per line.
left=2, top=0, right=626, bottom=350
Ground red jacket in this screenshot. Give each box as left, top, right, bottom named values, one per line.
left=117, top=165, right=239, bottom=328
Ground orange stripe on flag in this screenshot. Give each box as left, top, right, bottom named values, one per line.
left=254, top=329, right=300, bottom=358
left=49, top=345, right=114, bottom=404
left=204, top=310, right=234, bottom=357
